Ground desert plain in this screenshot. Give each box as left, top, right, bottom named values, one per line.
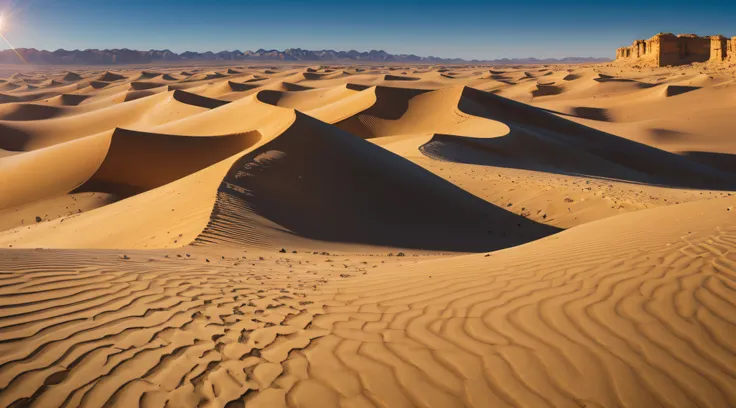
left=0, top=60, right=734, bottom=408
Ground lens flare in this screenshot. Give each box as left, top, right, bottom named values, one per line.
left=0, top=13, right=27, bottom=64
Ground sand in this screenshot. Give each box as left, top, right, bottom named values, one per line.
left=0, top=62, right=734, bottom=407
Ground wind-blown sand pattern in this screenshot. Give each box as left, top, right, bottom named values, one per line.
left=0, top=63, right=735, bottom=407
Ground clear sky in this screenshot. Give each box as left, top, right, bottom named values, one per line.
left=0, top=0, right=734, bottom=59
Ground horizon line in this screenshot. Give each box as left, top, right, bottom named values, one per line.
left=0, top=46, right=611, bottom=62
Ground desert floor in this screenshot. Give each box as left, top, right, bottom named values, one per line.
left=0, top=61, right=735, bottom=407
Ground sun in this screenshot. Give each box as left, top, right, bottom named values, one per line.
left=0, top=15, right=5, bottom=32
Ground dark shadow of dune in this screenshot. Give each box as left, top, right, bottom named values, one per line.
left=665, top=85, right=700, bottom=97
left=343, top=86, right=428, bottom=123
left=0, top=94, right=22, bottom=104
left=90, top=81, right=113, bottom=89
left=0, top=123, right=32, bottom=150
left=333, top=86, right=429, bottom=138
left=489, top=76, right=516, bottom=85
left=61, top=72, right=83, bottom=82
left=384, top=74, right=420, bottom=81
left=136, top=71, right=161, bottom=80
left=0, top=104, right=64, bottom=121
left=679, top=151, right=736, bottom=173
left=74, top=128, right=261, bottom=197
left=282, top=82, right=312, bottom=91
left=345, top=83, right=371, bottom=91
left=204, top=73, right=227, bottom=80
left=227, top=81, right=260, bottom=92
left=303, top=72, right=326, bottom=80
left=303, top=72, right=345, bottom=80
left=648, top=128, right=689, bottom=142
left=130, top=81, right=167, bottom=91
left=538, top=106, right=612, bottom=122
left=59, top=94, right=91, bottom=106
left=98, top=72, right=127, bottom=82
left=255, top=90, right=282, bottom=105
left=443, top=87, right=736, bottom=190
left=572, top=107, right=612, bottom=121
left=173, top=90, right=229, bottom=109
left=195, top=112, right=559, bottom=252
left=532, top=84, right=563, bottom=97
left=124, top=88, right=168, bottom=102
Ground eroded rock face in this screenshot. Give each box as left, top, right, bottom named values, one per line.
left=616, top=33, right=735, bottom=66
left=711, top=35, right=736, bottom=63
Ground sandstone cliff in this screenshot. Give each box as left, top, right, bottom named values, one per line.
left=616, top=33, right=735, bottom=67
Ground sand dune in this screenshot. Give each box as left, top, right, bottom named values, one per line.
left=0, top=63, right=734, bottom=408
left=195, top=112, right=556, bottom=252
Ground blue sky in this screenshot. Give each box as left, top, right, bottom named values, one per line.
left=0, top=0, right=734, bottom=59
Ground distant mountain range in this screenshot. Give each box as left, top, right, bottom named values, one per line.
left=0, top=48, right=610, bottom=65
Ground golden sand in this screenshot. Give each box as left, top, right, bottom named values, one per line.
left=0, top=62, right=734, bottom=407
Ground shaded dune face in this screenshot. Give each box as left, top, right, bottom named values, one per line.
left=172, top=89, right=230, bottom=109
left=75, top=128, right=262, bottom=197
left=454, top=87, right=736, bottom=189
left=332, top=87, right=430, bottom=138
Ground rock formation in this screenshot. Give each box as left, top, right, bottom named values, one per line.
left=616, top=33, right=735, bottom=66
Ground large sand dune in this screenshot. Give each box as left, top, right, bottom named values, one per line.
left=0, top=63, right=734, bottom=407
